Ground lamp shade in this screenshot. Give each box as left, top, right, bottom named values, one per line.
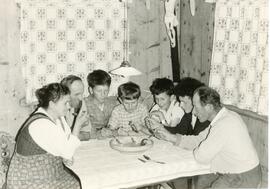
left=109, top=60, right=142, bottom=76
left=109, top=1, right=142, bottom=77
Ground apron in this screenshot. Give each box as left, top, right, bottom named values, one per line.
left=6, top=112, right=81, bottom=189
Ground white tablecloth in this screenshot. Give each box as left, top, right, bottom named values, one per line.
left=69, top=138, right=210, bottom=189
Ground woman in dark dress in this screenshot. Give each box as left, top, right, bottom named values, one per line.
left=7, top=83, right=82, bottom=189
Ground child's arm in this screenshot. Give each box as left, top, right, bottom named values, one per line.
left=108, top=108, right=120, bottom=130
left=149, top=110, right=173, bottom=127
left=168, top=103, right=185, bottom=127
left=170, top=118, right=182, bottom=127
left=100, top=108, right=120, bottom=138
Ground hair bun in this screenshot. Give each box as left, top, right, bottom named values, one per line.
left=35, top=87, right=48, bottom=107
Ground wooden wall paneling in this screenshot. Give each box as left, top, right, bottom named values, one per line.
left=0, top=0, right=7, bottom=62
left=242, top=116, right=268, bottom=187
left=179, top=0, right=214, bottom=84
left=227, top=105, right=268, bottom=187
left=180, top=0, right=201, bottom=78
left=145, top=0, right=160, bottom=84
left=159, top=0, right=173, bottom=80
left=0, top=0, right=32, bottom=136
left=129, top=0, right=151, bottom=90
left=129, top=0, right=171, bottom=90
left=199, top=1, right=215, bottom=85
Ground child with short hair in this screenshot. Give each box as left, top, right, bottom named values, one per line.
left=149, top=78, right=184, bottom=127
left=85, top=69, right=118, bottom=139
left=107, top=82, right=149, bottom=136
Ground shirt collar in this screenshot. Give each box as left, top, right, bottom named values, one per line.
left=36, top=107, right=57, bottom=122
left=209, top=107, right=227, bottom=126
left=159, top=99, right=177, bottom=114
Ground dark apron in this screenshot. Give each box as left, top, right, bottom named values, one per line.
left=6, top=112, right=81, bottom=189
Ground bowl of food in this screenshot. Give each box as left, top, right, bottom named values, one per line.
left=109, top=136, right=154, bottom=154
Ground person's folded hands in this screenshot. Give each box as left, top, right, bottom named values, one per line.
left=147, top=117, right=163, bottom=130
left=149, top=110, right=165, bottom=122
left=76, top=111, right=90, bottom=128
left=155, top=127, right=177, bottom=143
left=100, top=128, right=113, bottom=138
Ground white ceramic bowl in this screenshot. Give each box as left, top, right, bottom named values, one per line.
left=110, top=136, right=154, bottom=154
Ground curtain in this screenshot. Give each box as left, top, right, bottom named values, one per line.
left=20, top=0, right=127, bottom=103
left=208, top=0, right=268, bottom=115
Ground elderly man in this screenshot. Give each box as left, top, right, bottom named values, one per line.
left=154, top=86, right=261, bottom=188
left=61, top=75, right=91, bottom=141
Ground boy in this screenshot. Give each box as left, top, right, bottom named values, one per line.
left=149, top=78, right=184, bottom=127
left=107, top=82, right=149, bottom=136
left=84, top=69, right=118, bottom=139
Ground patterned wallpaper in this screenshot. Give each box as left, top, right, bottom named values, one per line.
left=20, top=0, right=128, bottom=103
left=209, top=0, right=268, bottom=115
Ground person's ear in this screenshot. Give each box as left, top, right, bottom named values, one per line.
left=48, top=100, right=55, bottom=109
left=205, top=104, right=214, bottom=112
left=170, top=94, right=176, bottom=102
left=88, top=87, right=93, bottom=94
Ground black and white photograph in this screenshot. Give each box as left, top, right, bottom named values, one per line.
left=0, top=0, right=268, bottom=188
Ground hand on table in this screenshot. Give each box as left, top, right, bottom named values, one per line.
left=145, top=116, right=163, bottom=131
left=100, top=128, right=113, bottom=138
left=128, top=121, right=142, bottom=133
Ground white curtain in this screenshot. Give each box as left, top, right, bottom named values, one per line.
left=20, top=0, right=127, bottom=103
left=208, top=0, right=268, bottom=115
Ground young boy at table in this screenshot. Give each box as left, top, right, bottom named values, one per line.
left=149, top=78, right=184, bottom=127
left=105, top=82, right=149, bottom=136
left=84, top=70, right=118, bottom=139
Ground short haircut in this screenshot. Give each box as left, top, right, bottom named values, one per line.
left=35, top=83, right=70, bottom=109
left=87, top=69, right=111, bottom=88
left=60, top=75, right=82, bottom=88
left=149, top=78, right=174, bottom=96
left=175, top=77, right=205, bottom=98
left=118, top=82, right=141, bottom=100
left=194, top=86, right=221, bottom=110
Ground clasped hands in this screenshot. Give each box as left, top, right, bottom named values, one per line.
left=145, top=113, right=177, bottom=144
left=75, top=110, right=90, bottom=129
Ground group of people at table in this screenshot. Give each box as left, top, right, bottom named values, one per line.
left=6, top=69, right=261, bottom=189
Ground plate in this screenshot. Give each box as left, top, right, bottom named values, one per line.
left=109, top=136, right=154, bottom=154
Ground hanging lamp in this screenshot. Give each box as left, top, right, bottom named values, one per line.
left=109, top=0, right=142, bottom=77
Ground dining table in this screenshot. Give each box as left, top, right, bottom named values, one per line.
left=69, top=137, right=211, bottom=189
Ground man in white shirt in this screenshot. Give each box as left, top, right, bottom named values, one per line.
left=156, top=86, right=261, bottom=188
left=61, top=75, right=91, bottom=140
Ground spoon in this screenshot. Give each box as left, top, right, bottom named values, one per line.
left=140, top=135, right=153, bottom=146
left=113, top=135, right=121, bottom=144
left=129, top=121, right=139, bottom=133
left=143, top=155, right=165, bottom=164
left=138, top=158, right=146, bottom=163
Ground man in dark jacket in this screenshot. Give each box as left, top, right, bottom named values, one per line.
left=163, top=77, right=210, bottom=135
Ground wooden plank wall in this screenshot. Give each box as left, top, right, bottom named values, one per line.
left=0, top=0, right=33, bottom=136
left=227, top=106, right=268, bottom=187
left=179, top=0, right=215, bottom=84
left=128, top=0, right=173, bottom=91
